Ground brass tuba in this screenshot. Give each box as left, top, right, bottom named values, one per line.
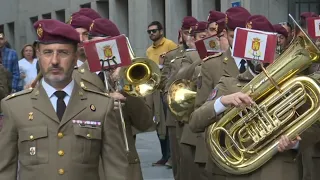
left=119, top=38, right=161, bottom=97
left=167, top=79, right=197, bottom=122
left=206, top=14, right=320, bottom=175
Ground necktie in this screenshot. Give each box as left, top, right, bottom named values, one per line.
left=54, top=91, right=67, bottom=121
left=239, top=59, right=246, bottom=73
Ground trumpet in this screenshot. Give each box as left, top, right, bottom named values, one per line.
left=119, top=38, right=161, bottom=97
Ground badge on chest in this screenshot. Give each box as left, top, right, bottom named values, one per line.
left=72, top=120, right=102, bottom=128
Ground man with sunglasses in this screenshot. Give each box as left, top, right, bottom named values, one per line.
left=145, top=20, right=178, bottom=168
left=73, top=18, right=153, bottom=180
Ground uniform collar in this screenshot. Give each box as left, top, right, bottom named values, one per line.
left=41, top=78, right=74, bottom=99
left=153, top=37, right=166, bottom=48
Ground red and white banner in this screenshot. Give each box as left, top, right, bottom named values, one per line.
left=232, top=28, right=277, bottom=63
left=307, top=17, right=320, bottom=39
left=83, top=34, right=132, bottom=72
left=195, top=35, right=222, bottom=59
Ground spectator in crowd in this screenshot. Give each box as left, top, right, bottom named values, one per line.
left=146, top=21, right=178, bottom=167
left=18, top=44, right=38, bottom=89
left=0, top=33, right=20, bottom=92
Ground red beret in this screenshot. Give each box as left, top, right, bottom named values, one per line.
left=300, top=12, right=318, bottom=19
left=68, top=14, right=93, bottom=31
left=216, top=19, right=226, bottom=34
left=245, top=15, right=275, bottom=32
left=89, top=18, right=120, bottom=37
left=72, top=8, right=101, bottom=20
left=226, top=7, right=251, bottom=30
left=181, top=16, right=198, bottom=30
left=273, top=24, right=288, bottom=38
left=207, top=10, right=225, bottom=23
left=191, top=21, right=208, bottom=34
left=34, top=19, right=80, bottom=44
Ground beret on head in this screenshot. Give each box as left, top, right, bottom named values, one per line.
left=216, top=18, right=226, bottom=34
left=181, top=16, right=198, bottom=30
left=89, top=18, right=120, bottom=37
left=190, top=21, right=208, bottom=35
left=226, top=7, right=251, bottom=30
left=72, top=8, right=101, bottom=20
left=300, top=12, right=318, bottom=19
left=273, top=24, right=288, bottom=38
left=68, top=14, right=93, bottom=31
left=207, top=10, right=225, bottom=23
left=245, top=15, right=275, bottom=33
left=33, top=19, right=80, bottom=44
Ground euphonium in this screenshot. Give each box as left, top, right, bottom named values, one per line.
left=120, top=38, right=161, bottom=97
left=167, top=79, right=197, bottom=122
left=206, top=14, right=320, bottom=175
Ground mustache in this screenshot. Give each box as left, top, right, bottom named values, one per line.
left=47, top=66, right=63, bottom=71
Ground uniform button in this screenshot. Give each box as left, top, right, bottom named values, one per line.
left=58, top=132, right=64, bottom=138
left=58, top=169, right=64, bottom=175
left=86, top=133, right=91, bottom=138
left=29, top=135, right=34, bottom=140
left=134, top=158, right=139, bottom=162
left=58, top=150, right=65, bottom=156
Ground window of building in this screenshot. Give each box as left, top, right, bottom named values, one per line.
left=42, top=13, right=51, bottom=19
left=187, top=0, right=192, bottom=16
left=56, top=9, right=66, bottom=22
left=97, top=1, right=109, bottom=18
left=7, top=22, right=15, bottom=48
left=80, top=3, right=91, bottom=8
left=293, top=0, right=320, bottom=19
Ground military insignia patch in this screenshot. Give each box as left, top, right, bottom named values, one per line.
left=37, top=24, right=43, bottom=38
left=90, top=104, right=96, bottom=111
left=28, top=112, right=33, bottom=121
left=89, top=20, right=95, bottom=31
left=207, top=88, right=218, bottom=101
left=30, top=147, right=36, bottom=156
left=197, top=76, right=202, bottom=89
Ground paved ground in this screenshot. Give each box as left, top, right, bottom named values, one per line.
left=136, top=131, right=174, bottom=180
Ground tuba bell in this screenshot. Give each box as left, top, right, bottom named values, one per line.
left=206, top=14, right=320, bottom=175
left=119, top=38, right=161, bottom=97
left=167, top=79, right=197, bottom=122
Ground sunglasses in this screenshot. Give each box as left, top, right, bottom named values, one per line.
left=147, top=29, right=159, bottom=34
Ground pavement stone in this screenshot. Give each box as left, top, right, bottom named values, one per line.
left=136, top=131, right=174, bottom=180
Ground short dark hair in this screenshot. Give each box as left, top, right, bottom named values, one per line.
left=148, top=21, right=163, bottom=30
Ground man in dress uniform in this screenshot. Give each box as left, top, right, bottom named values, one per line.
left=160, top=16, right=197, bottom=179
left=207, top=10, right=226, bottom=37
left=0, top=19, right=128, bottom=180
left=190, top=15, right=301, bottom=180
left=72, top=18, right=154, bottom=180
left=193, top=7, right=251, bottom=111
left=68, top=14, right=93, bottom=67
left=168, top=21, right=210, bottom=180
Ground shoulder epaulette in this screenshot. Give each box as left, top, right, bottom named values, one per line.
left=170, top=55, right=186, bottom=63
left=186, top=49, right=197, bottom=52
left=202, top=52, right=223, bottom=62
left=81, top=87, right=110, bottom=98
left=4, top=88, right=34, bottom=101
left=166, top=47, right=179, bottom=54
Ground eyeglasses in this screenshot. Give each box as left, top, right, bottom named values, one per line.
left=147, top=29, right=159, bottom=34
left=38, top=50, right=72, bottom=59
